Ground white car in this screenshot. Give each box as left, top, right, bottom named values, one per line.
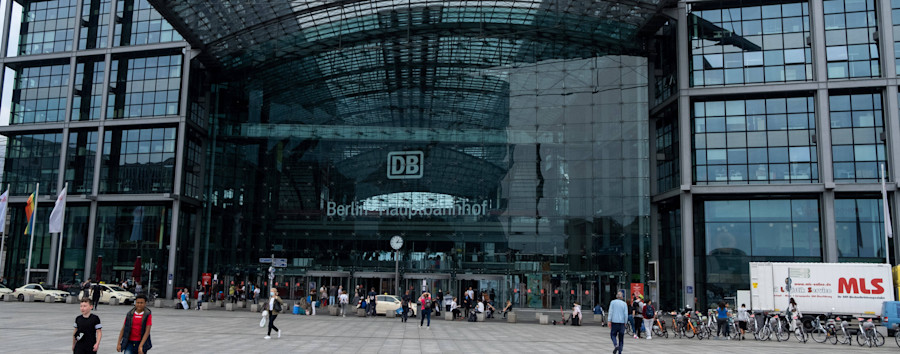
left=12, top=283, right=70, bottom=302
left=95, top=284, right=136, bottom=304
left=0, top=283, right=12, bottom=299
left=374, top=295, right=417, bottom=317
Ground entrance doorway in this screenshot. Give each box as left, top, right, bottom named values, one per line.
left=353, top=272, right=396, bottom=295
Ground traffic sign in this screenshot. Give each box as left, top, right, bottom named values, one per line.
left=273, top=258, right=287, bottom=267
left=259, top=258, right=272, bottom=263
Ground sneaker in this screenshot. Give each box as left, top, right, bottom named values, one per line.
left=427, top=326, right=430, bottom=329
left=647, top=336, right=652, bottom=340
left=420, top=324, right=423, bottom=328
left=277, top=330, right=281, bottom=338
left=264, top=336, right=271, bottom=339
left=633, top=335, right=638, bottom=339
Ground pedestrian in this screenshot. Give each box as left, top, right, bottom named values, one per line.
left=196, top=288, right=204, bottom=310
left=339, top=290, right=349, bottom=317
left=82, top=278, right=92, bottom=299
left=631, top=295, right=644, bottom=339
left=310, top=289, right=317, bottom=316
left=134, top=282, right=142, bottom=295
left=91, top=283, right=101, bottom=310
left=229, top=285, right=236, bottom=304
left=253, top=286, right=260, bottom=305
left=367, top=288, right=377, bottom=317
left=787, top=297, right=801, bottom=331
left=180, top=289, right=189, bottom=311
left=329, top=285, right=336, bottom=307
left=264, top=288, right=284, bottom=339
left=401, top=290, right=411, bottom=323
left=641, top=299, right=654, bottom=338
left=570, top=301, right=582, bottom=326
left=419, top=291, right=433, bottom=328
left=73, top=297, right=102, bottom=354
left=736, top=303, right=750, bottom=340
left=716, top=301, right=730, bottom=338
left=319, top=286, right=327, bottom=307
left=115, top=294, right=152, bottom=354
left=501, top=300, right=512, bottom=319
left=608, top=292, right=629, bottom=354
left=450, top=297, right=461, bottom=320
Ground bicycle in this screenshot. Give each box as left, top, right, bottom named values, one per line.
left=834, top=316, right=853, bottom=345
left=855, top=318, right=885, bottom=347
left=652, top=310, right=668, bottom=338
left=673, top=310, right=695, bottom=339
left=810, top=314, right=831, bottom=343
left=894, top=324, right=900, bottom=348
left=791, top=314, right=807, bottom=343
left=758, top=312, right=789, bottom=342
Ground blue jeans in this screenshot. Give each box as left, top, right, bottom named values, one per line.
left=122, top=341, right=142, bottom=354
left=420, top=308, right=431, bottom=326
left=610, top=322, right=624, bottom=352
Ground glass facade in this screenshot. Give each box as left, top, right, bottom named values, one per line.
left=830, top=92, right=886, bottom=182
left=690, top=1, right=811, bottom=86
left=698, top=198, right=820, bottom=304
left=100, top=127, right=176, bottom=194
left=835, top=198, right=890, bottom=261
left=693, top=96, right=818, bottom=184
left=9, top=63, right=70, bottom=124
left=107, top=54, right=182, bottom=119
left=2, top=0, right=900, bottom=311
left=824, top=0, right=880, bottom=79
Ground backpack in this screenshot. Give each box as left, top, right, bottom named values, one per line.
left=643, top=304, right=655, bottom=318
left=273, top=299, right=282, bottom=313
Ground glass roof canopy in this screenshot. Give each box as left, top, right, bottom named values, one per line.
left=149, top=1, right=668, bottom=200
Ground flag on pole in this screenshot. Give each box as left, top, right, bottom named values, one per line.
left=24, top=191, right=36, bottom=235
left=49, top=186, right=66, bottom=233
left=882, top=164, right=894, bottom=239
left=0, top=188, right=8, bottom=229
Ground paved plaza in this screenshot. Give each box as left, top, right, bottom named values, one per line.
left=1, top=301, right=897, bottom=353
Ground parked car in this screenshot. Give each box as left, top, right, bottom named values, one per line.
left=0, top=283, right=12, bottom=300
left=12, top=283, right=70, bottom=302
left=95, top=284, right=136, bottom=304
left=374, top=295, right=417, bottom=317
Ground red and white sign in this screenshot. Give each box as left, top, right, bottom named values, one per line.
left=631, top=283, right=644, bottom=299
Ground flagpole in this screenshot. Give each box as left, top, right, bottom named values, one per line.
left=882, top=164, right=892, bottom=265
left=25, top=183, right=38, bottom=284
left=54, top=183, right=67, bottom=286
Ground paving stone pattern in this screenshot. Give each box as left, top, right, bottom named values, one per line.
left=0, top=301, right=896, bottom=353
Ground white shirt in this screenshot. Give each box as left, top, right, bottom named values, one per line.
left=476, top=302, right=485, bottom=313
left=466, top=290, right=474, bottom=300
left=254, top=288, right=260, bottom=296
left=269, top=296, right=275, bottom=311
left=572, top=304, right=582, bottom=317
left=450, top=300, right=458, bottom=311
left=339, top=293, right=349, bottom=304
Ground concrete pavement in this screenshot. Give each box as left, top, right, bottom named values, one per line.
left=0, top=300, right=896, bottom=353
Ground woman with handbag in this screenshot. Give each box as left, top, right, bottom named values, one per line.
left=265, top=288, right=285, bottom=339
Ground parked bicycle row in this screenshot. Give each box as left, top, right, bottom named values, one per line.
left=624, top=305, right=891, bottom=348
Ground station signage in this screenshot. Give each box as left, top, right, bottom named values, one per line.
left=326, top=200, right=490, bottom=218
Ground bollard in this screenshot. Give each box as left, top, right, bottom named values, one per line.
left=154, top=299, right=164, bottom=308
left=536, top=312, right=543, bottom=320
left=476, top=313, right=485, bottom=322
left=539, top=314, right=549, bottom=325
left=357, top=308, right=366, bottom=317
left=109, top=298, right=120, bottom=306
left=4, top=294, right=15, bottom=302
left=44, top=295, right=55, bottom=303
left=225, top=303, right=235, bottom=311
left=329, top=306, right=339, bottom=316
left=201, top=302, right=210, bottom=311
left=23, top=294, right=35, bottom=302
left=66, top=296, right=78, bottom=304
left=251, top=304, right=260, bottom=313
left=386, top=309, right=396, bottom=318
left=444, top=312, right=453, bottom=321
left=507, top=312, right=517, bottom=323
left=237, top=300, right=245, bottom=308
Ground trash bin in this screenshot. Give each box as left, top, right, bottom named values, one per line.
left=293, top=303, right=301, bottom=315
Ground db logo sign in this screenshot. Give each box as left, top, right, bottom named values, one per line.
left=387, top=151, right=423, bottom=179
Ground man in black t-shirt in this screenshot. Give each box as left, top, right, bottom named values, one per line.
left=73, top=297, right=102, bottom=354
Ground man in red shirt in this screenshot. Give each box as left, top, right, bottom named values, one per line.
left=116, top=294, right=152, bottom=354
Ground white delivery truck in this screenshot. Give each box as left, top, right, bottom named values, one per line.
left=749, top=262, right=894, bottom=327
